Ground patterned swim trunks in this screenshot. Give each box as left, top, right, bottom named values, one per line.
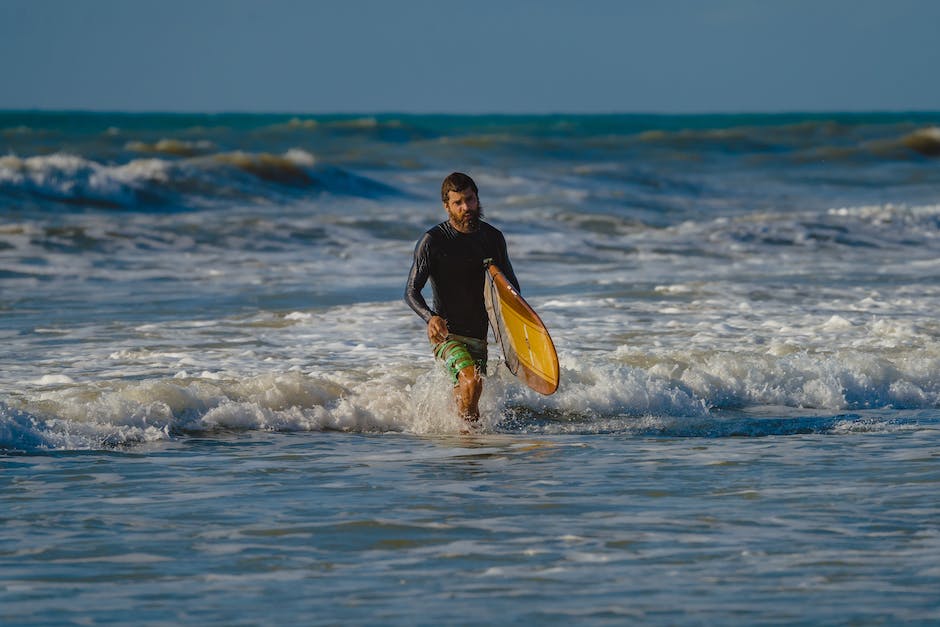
left=432, top=334, right=488, bottom=386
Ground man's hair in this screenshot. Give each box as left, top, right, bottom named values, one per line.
left=441, top=172, right=479, bottom=203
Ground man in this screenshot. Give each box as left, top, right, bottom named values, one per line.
left=405, top=172, right=520, bottom=430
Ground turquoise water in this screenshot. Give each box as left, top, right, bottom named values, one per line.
left=3, top=111, right=940, bottom=624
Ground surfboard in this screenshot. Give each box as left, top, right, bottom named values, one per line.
left=484, top=262, right=559, bottom=395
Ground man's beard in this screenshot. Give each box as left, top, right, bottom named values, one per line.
left=449, top=206, right=484, bottom=232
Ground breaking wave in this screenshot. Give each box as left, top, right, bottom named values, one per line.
left=0, top=149, right=401, bottom=210
left=4, top=342, right=939, bottom=452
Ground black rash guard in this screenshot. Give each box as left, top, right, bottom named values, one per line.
left=405, top=220, right=520, bottom=340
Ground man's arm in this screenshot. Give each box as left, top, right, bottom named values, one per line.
left=404, top=232, right=436, bottom=323
left=405, top=233, right=450, bottom=343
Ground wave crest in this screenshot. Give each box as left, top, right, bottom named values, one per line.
left=126, top=138, right=216, bottom=157
left=0, top=149, right=398, bottom=209
left=901, top=126, right=940, bottom=157
left=212, top=149, right=316, bottom=186
left=5, top=350, right=938, bottom=452
left=0, top=153, right=171, bottom=207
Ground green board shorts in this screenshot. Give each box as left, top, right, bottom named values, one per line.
left=432, top=334, right=488, bottom=386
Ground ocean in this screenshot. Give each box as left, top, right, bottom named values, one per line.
left=2, top=111, right=939, bottom=625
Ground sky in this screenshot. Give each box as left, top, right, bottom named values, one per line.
left=1, top=0, right=939, bottom=114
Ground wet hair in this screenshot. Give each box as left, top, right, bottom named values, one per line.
left=441, top=172, right=479, bottom=204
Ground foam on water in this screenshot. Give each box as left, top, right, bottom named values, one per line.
left=4, top=291, right=939, bottom=452
left=3, top=112, right=940, bottom=453
left=3, top=368, right=928, bottom=453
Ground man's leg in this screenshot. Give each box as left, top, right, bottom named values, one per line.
left=433, top=335, right=486, bottom=431
left=455, top=364, right=483, bottom=425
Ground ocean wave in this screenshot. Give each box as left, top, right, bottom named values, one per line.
left=263, top=116, right=438, bottom=143
left=0, top=153, right=171, bottom=207
left=0, top=149, right=400, bottom=210
left=630, top=119, right=891, bottom=159
left=637, top=126, right=781, bottom=154
left=640, top=349, right=940, bottom=412
left=212, top=149, right=317, bottom=186
left=634, top=120, right=940, bottom=162
left=126, top=138, right=216, bottom=157
left=901, top=126, right=940, bottom=157
left=660, top=203, right=940, bottom=255
left=0, top=373, right=356, bottom=452
left=0, top=404, right=60, bottom=451
left=5, top=338, right=939, bottom=452
left=543, top=202, right=940, bottom=269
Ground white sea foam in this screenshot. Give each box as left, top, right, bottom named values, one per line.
left=0, top=153, right=173, bottom=206
left=6, top=320, right=939, bottom=451
left=3, top=114, right=940, bottom=452
left=0, top=147, right=391, bottom=210
left=5, top=218, right=940, bottom=450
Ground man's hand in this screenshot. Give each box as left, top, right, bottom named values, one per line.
left=427, top=316, right=448, bottom=344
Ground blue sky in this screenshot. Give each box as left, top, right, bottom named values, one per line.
left=2, top=0, right=938, bottom=113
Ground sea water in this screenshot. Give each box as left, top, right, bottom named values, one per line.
left=2, top=112, right=939, bottom=624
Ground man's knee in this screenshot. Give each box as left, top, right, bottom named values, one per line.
left=458, top=365, right=482, bottom=392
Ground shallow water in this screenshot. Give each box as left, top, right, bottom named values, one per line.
left=4, top=429, right=940, bottom=625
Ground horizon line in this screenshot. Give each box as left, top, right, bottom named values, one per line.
left=2, top=107, right=940, bottom=118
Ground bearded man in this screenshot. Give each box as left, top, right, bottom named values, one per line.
left=405, top=172, right=520, bottom=430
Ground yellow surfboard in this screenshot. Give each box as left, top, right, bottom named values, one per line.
left=484, top=263, right=559, bottom=395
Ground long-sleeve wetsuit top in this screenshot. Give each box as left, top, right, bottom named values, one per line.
left=405, top=220, right=520, bottom=341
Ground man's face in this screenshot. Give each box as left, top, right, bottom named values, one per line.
left=445, top=188, right=481, bottom=232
